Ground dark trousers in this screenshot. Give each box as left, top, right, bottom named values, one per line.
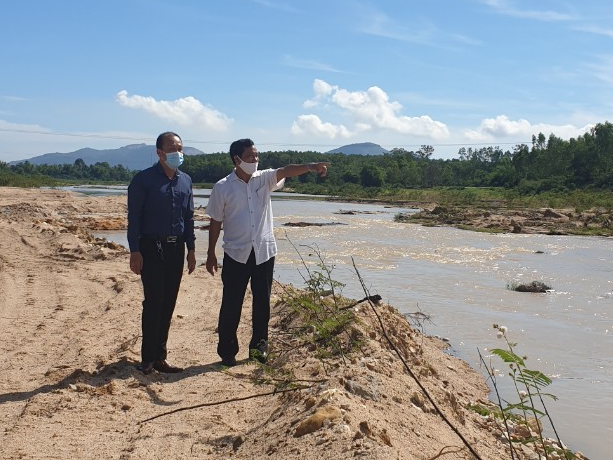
left=139, top=238, right=185, bottom=363
left=217, top=250, right=275, bottom=359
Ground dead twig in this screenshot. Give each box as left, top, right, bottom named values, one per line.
left=114, top=335, right=140, bottom=354
left=351, top=257, right=486, bottom=460
left=427, top=445, right=466, bottom=459
left=338, top=294, right=382, bottom=310
left=139, top=385, right=314, bottom=424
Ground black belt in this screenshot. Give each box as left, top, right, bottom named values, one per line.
left=141, top=234, right=184, bottom=243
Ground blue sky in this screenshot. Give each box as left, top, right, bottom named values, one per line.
left=1, top=0, right=612, bottom=162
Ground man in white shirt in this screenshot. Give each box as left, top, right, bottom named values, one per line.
left=205, top=138, right=329, bottom=366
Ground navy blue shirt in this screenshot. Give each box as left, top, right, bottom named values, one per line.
left=127, top=162, right=196, bottom=252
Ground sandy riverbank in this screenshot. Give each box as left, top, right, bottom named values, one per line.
left=0, top=187, right=587, bottom=459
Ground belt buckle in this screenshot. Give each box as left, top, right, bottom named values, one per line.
left=166, top=236, right=178, bottom=243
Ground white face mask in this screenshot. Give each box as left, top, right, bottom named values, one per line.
left=237, top=158, right=258, bottom=175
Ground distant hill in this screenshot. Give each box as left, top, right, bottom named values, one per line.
left=325, top=142, right=389, bottom=156
left=10, top=144, right=206, bottom=171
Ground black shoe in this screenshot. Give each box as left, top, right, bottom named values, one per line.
left=153, top=360, right=183, bottom=373
left=138, top=361, right=155, bottom=375
left=220, top=356, right=237, bottom=367
left=249, top=340, right=268, bottom=363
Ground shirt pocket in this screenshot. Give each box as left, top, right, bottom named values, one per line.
left=255, top=185, right=269, bottom=201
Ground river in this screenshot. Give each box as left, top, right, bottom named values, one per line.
left=70, top=185, right=612, bottom=459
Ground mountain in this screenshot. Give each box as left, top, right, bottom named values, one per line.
left=325, top=142, right=389, bottom=156
left=10, top=144, right=206, bottom=171
left=10, top=141, right=388, bottom=170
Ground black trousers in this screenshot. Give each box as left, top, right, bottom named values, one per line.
left=217, top=250, right=275, bottom=359
left=139, top=238, right=185, bottom=363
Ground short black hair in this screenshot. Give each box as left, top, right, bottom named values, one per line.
left=229, top=138, right=254, bottom=164
left=156, top=131, right=181, bottom=150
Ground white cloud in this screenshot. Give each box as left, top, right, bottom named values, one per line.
left=356, top=7, right=482, bottom=49
left=1, top=95, right=28, bottom=102
left=478, top=0, right=574, bottom=21
left=573, top=24, right=613, bottom=39
left=586, top=55, right=613, bottom=85
left=360, top=11, right=435, bottom=43
left=250, top=0, right=301, bottom=13
left=303, top=79, right=335, bottom=108
left=464, top=115, right=593, bottom=142
left=290, top=114, right=353, bottom=139
left=283, top=55, right=342, bottom=73
left=294, top=79, right=449, bottom=140
left=116, top=90, right=233, bottom=131
left=302, top=99, right=319, bottom=109
left=0, top=119, right=51, bottom=135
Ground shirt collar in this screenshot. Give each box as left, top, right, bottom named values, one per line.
left=231, top=169, right=264, bottom=183
left=155, top=161, right=182, bottom=176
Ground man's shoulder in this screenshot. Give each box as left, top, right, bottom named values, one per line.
left=253, top=168, right=278, bottom=181
left=213, top=171, right=237, bottom=187
left=135, top=163, right=160, bottom=177
left=129, top=164, right=156, bottom=185
left=178, top=169, right=193, bottom=183
left=257, top=168, right=277, bottom=175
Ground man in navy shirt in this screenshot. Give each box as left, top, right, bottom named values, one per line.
left=127, top=131, right=196, bottom=374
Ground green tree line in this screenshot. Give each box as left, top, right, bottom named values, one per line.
left=2, top=121, right=613, bottom=195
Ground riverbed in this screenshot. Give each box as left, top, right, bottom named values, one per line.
left=74, top=185, right=611, bottom=459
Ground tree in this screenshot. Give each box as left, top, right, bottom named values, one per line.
left=359, top=164, right=384, bottom=187
left=416, top=145, right=434, bottom=160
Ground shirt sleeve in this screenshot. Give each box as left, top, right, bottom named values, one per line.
left=206, top=183, right=224, bottom=222
left=268, top=169, right=285, bottom=191
left=127, top=173, right=145, bottom=252
left=184, top=178, right=196, bottom=251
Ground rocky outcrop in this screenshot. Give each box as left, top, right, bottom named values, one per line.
left=283, top=221, right=346, bottom=227
left=513, top=281, right=551, bottom=293
left=396, top=205, right=613, bottom=236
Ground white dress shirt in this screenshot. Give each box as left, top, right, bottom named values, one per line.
left=207, top=169, right=285, bottom=265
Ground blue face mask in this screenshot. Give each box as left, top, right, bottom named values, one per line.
left=165, top=152, right=184, bottom=170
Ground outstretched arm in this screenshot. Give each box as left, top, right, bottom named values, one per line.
left=276, top=162, right=330, bottom=182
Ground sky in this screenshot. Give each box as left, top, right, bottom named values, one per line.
left=1, top=0, right=612, bottom=162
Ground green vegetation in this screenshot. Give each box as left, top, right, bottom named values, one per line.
left=250, top=244, right=364, bottom=389
left=4, top=121, right=613, bottom=211
left=0, top=171, right=58, bottom=187
left=475, top=325, right=576, bottom=460
left=0, top=158, right=131, bottom=186
left=273, top=243, right=363, bottom=366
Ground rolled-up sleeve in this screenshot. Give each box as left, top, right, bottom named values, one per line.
left=268, top=169, right=285, bottom=191
left=206, top=185, right=223, bottom=222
